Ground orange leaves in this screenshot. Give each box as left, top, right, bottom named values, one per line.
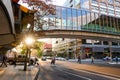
left=20, top=5, right=29, bottom=13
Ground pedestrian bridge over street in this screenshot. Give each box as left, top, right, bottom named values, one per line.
left=35, top=30, right=120, bottom=42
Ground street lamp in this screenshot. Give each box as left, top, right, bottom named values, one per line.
left=25, top=37, right=35, bottom=45
left=24, top=36, right=35, bottom=71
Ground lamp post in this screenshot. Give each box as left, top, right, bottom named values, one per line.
left=24, top=36, right=34, bottom=71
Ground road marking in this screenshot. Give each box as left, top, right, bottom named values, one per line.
left=74, top=68, right=120, bottom=80
left=57, top=68, right=92, bottom=80
left=56, top=65, right=120, bottom=80
left=46, top=60, right=120, bottom=80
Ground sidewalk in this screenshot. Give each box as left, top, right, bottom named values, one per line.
left=0, top=65, right=39, bottom=80
left=68, top=58, right=120, bottom=64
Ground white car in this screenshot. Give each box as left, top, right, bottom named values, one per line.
left=103, top=56, right=111, bottom=61
left=112, top=57, right=120, bottom=62
left=55, top=57, right=66, bottom=61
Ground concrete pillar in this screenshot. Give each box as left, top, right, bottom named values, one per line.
left=109, top=41, right=112, bottom=60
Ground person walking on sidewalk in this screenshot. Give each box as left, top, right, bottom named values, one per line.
left=51, top=56, right=55, bottom=65
left=77, top=54, right=81, bottom=63
left=115, top=56, right=118, bottom=64
left=14, top=53, right=17, bottom=67
left=91, top=56, right=94, bottom=64
left=0, top=54, right=7, bottom=67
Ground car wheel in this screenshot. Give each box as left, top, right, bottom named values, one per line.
left=9, top=61, right=14, bottom=65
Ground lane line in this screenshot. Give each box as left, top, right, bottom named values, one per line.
left=45, top=60, right=120, bottom=80
left=57, top=68, right=92, bottom=80
left=56, top=65, right=120, bottom=80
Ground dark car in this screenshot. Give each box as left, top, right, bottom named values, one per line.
left=41, top=57, right=46, bottom=61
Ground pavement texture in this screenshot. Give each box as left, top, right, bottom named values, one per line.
left=0, top=65, right=39, bottom=80
left=57, top=59, right=120, bottom=78
left=0, top=59, right=120, bottom=80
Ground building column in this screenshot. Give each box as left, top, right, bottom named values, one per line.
left=81, top=46, right=85, bottom=59
left=109, top=41, right=112, bottom=60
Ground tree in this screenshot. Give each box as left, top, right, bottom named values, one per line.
left=21, top=0, right=56, bottom=32
left=34, top=41, right=44, bottom=57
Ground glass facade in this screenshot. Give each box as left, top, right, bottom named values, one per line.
left=35, top=5, right=120, bottom=35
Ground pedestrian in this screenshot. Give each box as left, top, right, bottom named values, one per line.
left=115, top=56, right=118, bottom=64
left=91, top=56, right=94, bottom=64
left=77, top=55, right=81, bottom=63
left=51, top=56, right=55, bottom=65
left=0, top=54, right=7, bottom=67
left=34, top=57, right=39, bottom=66
left=14, top=54, right=17, bottom=67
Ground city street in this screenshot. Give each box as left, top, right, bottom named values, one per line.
left=37, top=60, right=120, bottom=80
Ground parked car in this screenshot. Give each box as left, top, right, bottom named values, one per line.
left=103, top=56, right=111, bottom=61
left=41, top=56, right=46, bottom=61
left=46, top=56, right=52, bottom=60
left=112, top=57, right=120, bottom=62
left=7, top=56, right=38, bottom=65
left=7, top=55, right=29, bottom=65
left=55, top=57, right=66, bottom=61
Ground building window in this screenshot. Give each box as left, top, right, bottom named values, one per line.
left=100, top=2, right=106, bottom=7
left=82, top=39, right=92, bottom=44
left=92, top=6, right=99, bottom=10
left=108, top=5, right=114, bottom=9
left=116, top=11, right=120, bottom=15
left=115, top=1, right=120, bottom=6
left=112, top=42, right=118, bottom=46
left=100, top=7, right=107, bottom=12
left=108, top=10, right=114, bottom=14
left=103, top=41, right=108, bottom=45
left=116, top=6, right=120, bottom=10
left=92, top=0, right=98, bottom=3
left=94, top=40, right=101, bottom=45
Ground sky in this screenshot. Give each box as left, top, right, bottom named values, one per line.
left=18, top=0, right=66, bottom=7
left=52, top=0, right=66, bottom=6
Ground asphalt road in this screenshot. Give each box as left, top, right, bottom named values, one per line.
left=37, top=60, right=120, bottom=80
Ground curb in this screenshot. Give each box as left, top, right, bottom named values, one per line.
left=34, top=65, right=40, bottom=80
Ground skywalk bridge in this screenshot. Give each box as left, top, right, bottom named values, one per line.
left=35, top=30, right=120, bottom=42
left=34, top=5, right=120, bottom=42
